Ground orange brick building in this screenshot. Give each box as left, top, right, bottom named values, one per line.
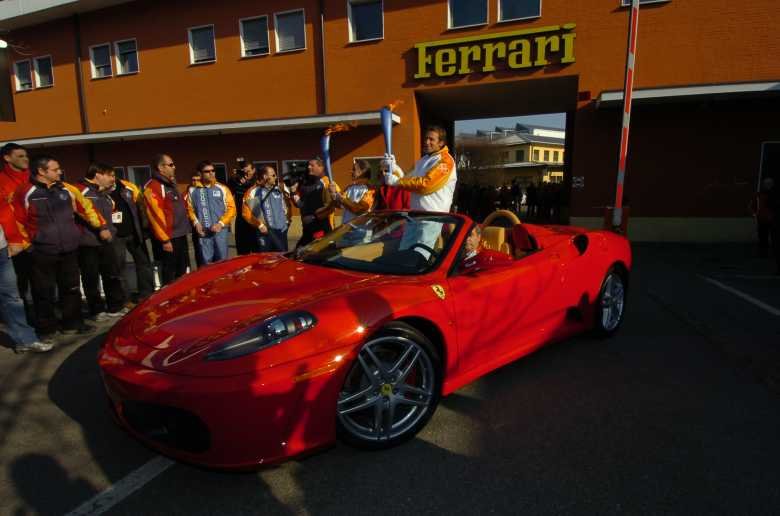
left=1, top=0, right=779, bottom=240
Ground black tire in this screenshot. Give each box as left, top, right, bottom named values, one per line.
left=593, top=266, right=628, bottom=337
left=337, top=322, right=442, bottom=450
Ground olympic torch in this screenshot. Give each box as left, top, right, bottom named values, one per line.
left=320, top=133, right=333, bottom=183
left=321, top=122, right=357, bottom=183
left=380, top=100, right=403, bottom=157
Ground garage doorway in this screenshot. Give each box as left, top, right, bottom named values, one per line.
left=415, top=76, right=578, bottom=223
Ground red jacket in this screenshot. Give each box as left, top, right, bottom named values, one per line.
left=0, top=201, right=25, bottom=247
left=0, top=163, right=28, bottom=204
left=376, top=185, right=410, bottom=210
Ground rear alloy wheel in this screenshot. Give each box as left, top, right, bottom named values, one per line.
left=337, top=323, right=441, bottom=449
left=595, top=268, right=627, bottom=336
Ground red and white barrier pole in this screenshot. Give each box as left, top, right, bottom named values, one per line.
left=612, top=0, right=640, bottom=230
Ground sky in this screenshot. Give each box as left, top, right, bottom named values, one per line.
left=455, top=113, right=566, bottom=135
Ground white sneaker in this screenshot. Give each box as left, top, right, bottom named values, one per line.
left=107, top=307, right=130, bottom=318
left=16, top=341, right=54, bottom=353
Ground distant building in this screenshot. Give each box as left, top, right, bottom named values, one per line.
left=457, top=124, right=565, bottom=185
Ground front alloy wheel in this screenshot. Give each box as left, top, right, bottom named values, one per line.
left=337, top=323, right=441, bottom=449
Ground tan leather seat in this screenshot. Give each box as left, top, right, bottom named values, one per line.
left=480, top=226, right=513, bottom=256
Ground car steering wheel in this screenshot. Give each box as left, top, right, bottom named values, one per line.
left=408, top=243, right=438, bottom=265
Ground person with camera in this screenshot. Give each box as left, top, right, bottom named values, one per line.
left=185, top=161, right=236, bottom=264
left=326, top=159, right=376, bottom=225
left=291, top=158, right=336, bottom=249
left=243, top=165, right=291, bottom=252
left=228, top=160, right=259, bottom=255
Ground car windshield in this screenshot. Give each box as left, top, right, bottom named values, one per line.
left=293, top=212, right=463, bottom=275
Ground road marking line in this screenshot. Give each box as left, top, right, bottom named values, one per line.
left=65, top=456, right=175, bottom=516
left=699, top=275, right=780, bottom=317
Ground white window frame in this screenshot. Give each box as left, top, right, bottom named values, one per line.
left=13, top=60, right=33, bottom=91
left=347, top=0, right=384, bottom=44
left=114, top=38, right=140, bottom=75
left=188, top=24, right=217, bottom=65
left=447, top=0, right=488, bottom=30
left=274, top=8, right=307, bottom=54
left=497, top=0, right=543, bottom=24
left=239, top=15, right=271, bottom=58
left=128, top=165, right=152, bottom=187
left=32, top=55, right=54, bottom=88
left=621, top=0, right=670, bottom=6
left=89, top=43, right=113, bottom=79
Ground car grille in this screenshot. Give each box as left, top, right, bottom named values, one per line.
left=121, top=401, right=211, bottom=454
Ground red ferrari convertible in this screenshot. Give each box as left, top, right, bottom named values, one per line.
left=99, top=210, right=631, bottom=468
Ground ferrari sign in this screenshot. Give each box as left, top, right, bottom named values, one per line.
left=414, top=23, right=576, bottom=79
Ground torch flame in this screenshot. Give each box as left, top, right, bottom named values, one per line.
left=325, top=122, right=358, bottom=136
left=386, top=99, right=405, bottom=112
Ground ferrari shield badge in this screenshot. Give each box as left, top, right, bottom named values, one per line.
left=431, top=284, right=446, bottom=300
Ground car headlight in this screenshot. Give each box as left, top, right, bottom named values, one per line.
left=205, top=311, right=317, bottom=361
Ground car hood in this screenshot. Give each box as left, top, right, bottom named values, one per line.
left=131, top=254, right=377, bottom=352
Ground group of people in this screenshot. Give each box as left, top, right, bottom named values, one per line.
left=455, top=179, right=565, bottom=222
left=0, top=145, right=150, bottom=354
left=0, top=125, right=459, bottom=354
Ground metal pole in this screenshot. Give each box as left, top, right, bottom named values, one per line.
left=612, top=0, right=640, bottom=229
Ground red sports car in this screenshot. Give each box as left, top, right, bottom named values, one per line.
left=99, top=209, right=631, bottom=468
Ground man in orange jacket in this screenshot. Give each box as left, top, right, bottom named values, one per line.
left=1, top=143, right=33, bottom=317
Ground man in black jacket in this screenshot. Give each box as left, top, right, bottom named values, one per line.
left=77, top=163, right=129, bottom=320
left=110, top=174, right=155, bottom=300
left=13, top=156, right=106, bottom=336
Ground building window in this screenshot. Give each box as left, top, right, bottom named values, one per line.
left=543, top=150, right=550, bottom=162
left=212, top=163, right=228, bottom=184
left=240, top=16, right=270, bottom=57
left=532, top=149, right=539, bottom=161
left=348, top=0, right=383, bottom=42
left=282, top=160, right=310, bottom=182
left=500, top=151, right=509, bottom=161
left=115, top=39, right=139, bottom=75
left=498, top=0, right=542, bottom=22
left=14, top=61, right=32, bottom=91
left=128, top=166, right=151, bottom=187
left=275, top=9, right=306, bottom=52
left=515, top=149, right=525, bottom=162
left=188, top=25, right=217, bottom=64
left=448, top=0, right=488, bottom=29
left=90, top=44, right=113, bottom=78
left=33, top=56, right=54, bottom=88
left=114, top=167, right=126, bottom=180
left=553, top=150, right=559, bottom=162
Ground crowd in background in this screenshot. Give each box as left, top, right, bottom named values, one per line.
left=455, top=179, right=566, bottom=223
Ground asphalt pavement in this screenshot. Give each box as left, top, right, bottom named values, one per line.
left=1, top=243, right=778, bottom=515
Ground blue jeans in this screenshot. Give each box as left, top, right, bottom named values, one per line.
left=0, top=248, right=38, bottom=347
left=198, top=230, right=229, bottom=264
